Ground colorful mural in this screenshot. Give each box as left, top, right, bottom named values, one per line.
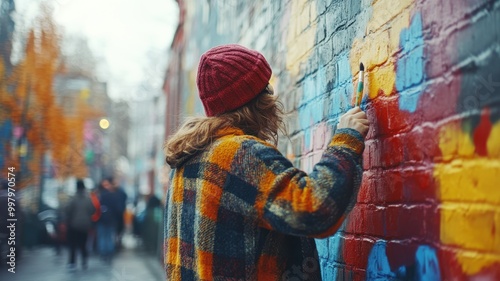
left=164, top=0, right=500, bottom=279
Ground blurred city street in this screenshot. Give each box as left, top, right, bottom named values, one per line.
left=0, top=233, right=165, bottom=281
left=0, top=1, right=170, bottom=280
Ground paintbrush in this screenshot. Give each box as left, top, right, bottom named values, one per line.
left=355, top=62, right=364, bottom=107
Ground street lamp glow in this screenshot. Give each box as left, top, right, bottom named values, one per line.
left=99, top=118, right=110, bottom=129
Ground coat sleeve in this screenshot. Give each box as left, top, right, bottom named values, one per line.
left=237, top=128, right=364, bottom=238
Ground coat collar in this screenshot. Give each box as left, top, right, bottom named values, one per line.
left=215, top=127, right=245, bottom=138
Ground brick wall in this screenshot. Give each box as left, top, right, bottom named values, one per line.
left=163, top=0, right=500, bottom=279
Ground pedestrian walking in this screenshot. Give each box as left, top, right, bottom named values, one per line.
left=109, top=177, right=127, bottom=251
left=86, top=187, right=101, bottom=254
left=65, top=179, right=95, bottom=270
left=96, top=178, right=122, bottom=263
left=163, top=44, right=370, bottom=280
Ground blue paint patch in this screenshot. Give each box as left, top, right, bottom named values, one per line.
left=415, top=245, right=441, bottom=281
left=298, top=66, right=327, bottom=151
left=366, top=242, right=441, bottom=281
left=329, top=52, right=354, bottom=118
left=396, top=12, right=425, bottom=112
left=297, top=52, right=359, bottom=151
left=327, top=227, right=345, bottom=263
left=322, top=262, right=334, bottom=281
left=367, top=241, right=395, bottom=281
left=315, top=237, right=329, bottom=260
left=316, top=224, right=346, bottom=280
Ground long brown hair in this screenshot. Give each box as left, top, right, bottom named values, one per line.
left=164, top=86, right=285, bottom=167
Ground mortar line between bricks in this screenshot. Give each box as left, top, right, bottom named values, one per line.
left=439, top=201, right=500, bottom=209
left=331, top=233, right=439, bottom=245
left=438, top=11, right=488, bottom=38
left=452, top=48, right=500, bottom=74
left=365, top=161, right=500, bottom=171
left=467, top=1, right=500, bottom=23
left=319, top=262, right=368, bottom=273
left=336, top=227, right=500, bottom=254
left=396, top=100, right=500, bottom=132
left=353, top=202, right=437, bottom=207
left=365, top=163, right=434, bottom=169
left=439, top=245, right=500, bottom=257
left=355, top=202, right=440, bottom=207
left=433, top=156, right=500, bottom=165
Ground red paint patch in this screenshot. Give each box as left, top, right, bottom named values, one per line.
left=346, top=204, right=385, bottom=237
left=357, top=171, right=377, bottom=204
left=381, top=137, right=405, bottom=168
left=423, top=205, right=440, bottom=242
left=376, top=170, right=404, bottom=203
left=385, top=205, right=426, bottom=239
left=385, top=242, right=418, bottom=271
left=473, top=108, right=492, bottom=156
left=438, top=248, right=468, bottom=281
left=402, top=169, right=435, bottom=203
left=372, top=96, right=411, bottom=136
left=342, top=235, right=375, bottom=270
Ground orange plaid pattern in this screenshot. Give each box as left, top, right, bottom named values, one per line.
left=164, top=127, right=364, bottom=280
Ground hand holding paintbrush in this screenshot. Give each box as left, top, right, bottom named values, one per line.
left=336, top=62, right=369, bottom=138
left=337, top=106, right=370, bottom=138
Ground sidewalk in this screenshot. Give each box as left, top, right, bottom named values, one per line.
left=0, top=234, right=165, bottom=281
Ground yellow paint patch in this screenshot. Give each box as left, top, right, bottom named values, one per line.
left=349, top=0, right=414, bottom=99
left=366, top=0, right=413, bottom=35
left=388, top=12, right=412, bottom=52
left=435, top=122, right=500, bottom=274
left=286, top=0, right=317, bottom=75
left=440, top=203, right=496, bottom=251
left=351, top=31, right=391, bottom=68
left=435, top=158, right=500, bottom=204
left=454, top=251, right=500, bottom=276
left=438, top=122, right=475, bottom=161
left=366, top=65, right=396, bottom=98
left=487, top=121, right=500, bottom=157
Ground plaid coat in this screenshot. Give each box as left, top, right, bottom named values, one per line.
left=164, top=127, right=364, bottom=280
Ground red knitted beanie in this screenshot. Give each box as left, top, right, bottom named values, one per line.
left=196, top=44, right=272, bottom=116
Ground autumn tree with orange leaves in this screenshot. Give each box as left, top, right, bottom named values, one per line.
left=0, top=4, right=97, bottom=188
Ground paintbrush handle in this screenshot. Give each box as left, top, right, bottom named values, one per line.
left=356, top=71, right=364, bottom=106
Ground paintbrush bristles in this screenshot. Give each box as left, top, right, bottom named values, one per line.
left=360, top=62, right=365, bottom=72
